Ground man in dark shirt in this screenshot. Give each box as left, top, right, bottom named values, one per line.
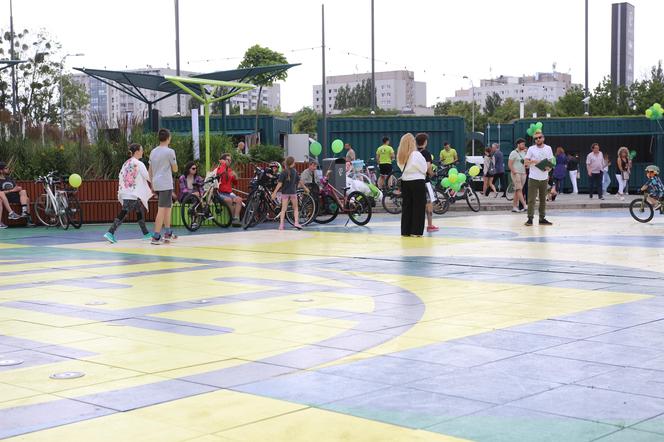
left=415, top=133, right=438, bottom=232
left=492, top=143, right=507, bottom=197
left=0, top=161, right=31, bottom=226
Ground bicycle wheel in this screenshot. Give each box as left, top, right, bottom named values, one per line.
left=465, top=185, right=481, bottom=212
left=65, top=193, right=83, bottom=229
left=211, top=195, right=233, bottom=228
left=629, top=198, right=654, bottom=223
left=242, top=194, right=262, bottom=230
left=347, top=191, right=372, bottom=226
left=505, top=181, right=515, bottom=202
left=314, top=194, right=339, bottom=224
left=181, top=193, right=204, bottom=232
left=56, top=192, right=69, bottom=229
left=432, top=188, right=450, bottom=215
left=382, top=190, right=402, bottom=214
left=34, top=194, right=58, bottom=226
left=286, top=191, right=316, bottom=226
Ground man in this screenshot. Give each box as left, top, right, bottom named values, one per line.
left=586, top=143, right=604, bottom=200
left=415, top=132, right=439, bottom=232
left=299, top=160, right=319, bottom=191
left=439, top=142, right=458, bottom=166
left=344, top=143, right=356, bottom=162
left=492, top=143, right=507, bottom=197
left=237, top=141, right=246, bottom=155
left=149, top=128, right=178, bottom=244
left=376, top=137, right=395, bottom=189
left=524, top=130, right=554, bottom=226
left=508, top=139, right=528, bottom=213
left=216, top=153, right=243, bottom=227
left=0, top=161, right=32, bottom=225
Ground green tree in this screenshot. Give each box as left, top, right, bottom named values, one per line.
left=237, top=45, right=289, bottom=140
left=631, top=61, right=664, bottom=114
left=555, top=85, right=585, bottom=117
left=292, top=106, right=318, bottom=136
left=524, top=99, right=554, bottom=118
left=485, top=92, right=502, bottom=117
left=491, top=98, right=519, bottom=123
left=433, top=100, right=452, bottom=116
left=60, top=74, right=89, bottom=132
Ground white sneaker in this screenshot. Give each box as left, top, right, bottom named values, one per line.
left=0, top=223, right=7, bottom=229
left=620, top=196, right=625, bottom=201
left=511, top=208, right=520, bottom=213
left=8, top=212, right=21, bottom=220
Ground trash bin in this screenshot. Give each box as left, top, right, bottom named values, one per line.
left=322, top=158, right=346, bottom=194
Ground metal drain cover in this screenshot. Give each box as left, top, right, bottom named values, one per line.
left=294, top=298, right=314, bottom=302
left=0, top=359, right=23, bottom=366
left=50, top=371, right=85, bottom=380
left=189, top=299, right=211, bottom=304
left=85, top=301, right=107, bottom=306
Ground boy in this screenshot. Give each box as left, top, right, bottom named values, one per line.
left=149, top=128, right=178, bottom=244
left=0, top=161, right=33, bottom=226
left=641, top=165, right=664, bottom=210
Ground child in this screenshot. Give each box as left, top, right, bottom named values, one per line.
left=271, top=156, right=308, bottom=230
left=641, top=165, right=664, bottom=210
left=215, top=153, right=243, bottom=227
left=149, top=128, right=178, bottom=244
left=104, top=144, right=152, bottom=243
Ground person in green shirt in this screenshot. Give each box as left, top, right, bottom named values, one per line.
left=439, top=142, right=458, bottom=166
left=376, top=136, right=395, bottom=188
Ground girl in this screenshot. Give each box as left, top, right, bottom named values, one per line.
left=272, top=156, right=305, bottom=230
left=616, top=146, right=631, bottom=200
left=482, top=147, right=497, bottom=197
left=602, top=152, right=612, bottom=195
left=551, top=146, right=568, bottom=198
left=104, top=143, right=152, bottom=243
left=397, top=133, right=427, bottom=237
left=178, top=161, right=203, bottom=202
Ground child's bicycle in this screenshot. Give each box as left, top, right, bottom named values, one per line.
left=180, top=174, right=233, bottom=231
left=314, top=171, right=372, bottom=225
left=629, top=191, right=662, bottom=223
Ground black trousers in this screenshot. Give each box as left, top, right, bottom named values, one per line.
left=494, top=172, right=506, bottom=196
left=589, top=172, right=603, bottom=198
left=401, top=179, right=425, bottom=236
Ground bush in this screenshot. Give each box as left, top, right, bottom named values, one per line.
left=248, top=144, right=285, bottom=163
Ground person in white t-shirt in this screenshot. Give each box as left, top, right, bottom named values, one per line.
left=397, top=133, right=427, bottom=237
left=524, top=130, right=554, bottom=226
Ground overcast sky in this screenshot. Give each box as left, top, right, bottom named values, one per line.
left=4, top=0, right=662, bottom=112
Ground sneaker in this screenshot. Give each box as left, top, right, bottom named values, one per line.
left=511, top=208, right=520, bottom=213
left=539, top=218, right=553, bottom=225
left=293, top=223, right=303, bottom=230
left=620, top=196, right=625, bottom=201
left=142, top=232, right=153, bottom=240
left=524, top=218, right=533, bottom=226
left=519, top=208, right=527, bottom=212
left=589, top=195, right=593, bottom=199
left=103, top=232, right=117, bottom=244
left=0, top=223, right=7, bottom=229
left=8, top=212, right=20, bottom=220
left=163, top=233, right=178, bottom=242
left=232, top=217, right=241, bottom=227
left=654, top=203, right=662, bottom=211
left=151, top=234, right=162, bottom=245
left=24, top=215, right=35, bottom=226
left=599, top=196, right=605, bottom=200
left=426, top=225, right=439, bottom=232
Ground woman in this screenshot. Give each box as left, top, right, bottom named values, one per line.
left=615, top=146, right=631, bottom=200
left=551, top=146, right=568, bottom=199
left=396, top=133, right=427, bottom=237
left=602, top=152, right=612, bottom=195
left=482, top=147, right=497, bottom=197
left=567, top=153, right=579, bottom=194
left=178, top=161, right=204, bottom=202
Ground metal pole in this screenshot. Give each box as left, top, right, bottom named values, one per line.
left=10, top=0, right=17, bottom=117
left=471, top=83, right=475, bottom=156
left=321, top=4, right=327, bottom=154
left=370, top=0, right=375, bottom=113
left=175, top=0, right=181, bottom=114
left=60, top=74, right=64, bottom=140
left=584, top=0, right=589, bottom=115
left=204, top=102, right=210, bottom=172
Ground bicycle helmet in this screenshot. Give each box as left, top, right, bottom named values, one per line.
left=269, top=161, right=280, bottom=169
left=645, top=165, right=660, bottom=174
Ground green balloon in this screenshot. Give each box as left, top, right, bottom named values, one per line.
left=68, top=173, right=82, bottom=188
left=442, top=177, right=451, bottom=188
left=331, top=139, right=344, bottom=154
left=448, top=168, right=458, bottom=176
left=457, top=173, right=467, bottom=184
left=630, top=150, right=637, bottom=160
left=452, top=183, right=461, bottom=192
left=309, top=141, right=322, bottom=156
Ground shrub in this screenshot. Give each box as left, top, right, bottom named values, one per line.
left=248, top=144, right=285, bottom=163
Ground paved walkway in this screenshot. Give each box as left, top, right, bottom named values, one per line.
left=1, top=209, right=663, bottom=441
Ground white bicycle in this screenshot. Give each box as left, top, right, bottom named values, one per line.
left=34, top=171, right=82, bottom=229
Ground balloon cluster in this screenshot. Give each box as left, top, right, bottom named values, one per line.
left=441, top=168, right=467, bottom=192
left=526, top=122, right=543, bottom=137
left=645, top=103, right=664, bottom=121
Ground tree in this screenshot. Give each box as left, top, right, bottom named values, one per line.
left=333, top=80, right=374, bottom=110
left=485, top=92, right=502, bottom=117
left=555, top=85, right=585, bottom=117
left=60, top=74, right=89, bottom=132
left=292, top=106, right=318, bottom=137
left=631, top=61, right=664, bottom=114
left=237, top=45, right=288, bottom=140
left=433, top=100, right=452, bottom=116
left=524, top=99, right=554, bottom=118
left=491, top=98, right=519, bottom=123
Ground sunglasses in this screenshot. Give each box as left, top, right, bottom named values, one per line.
left=534, top=136, right=543, bottom=140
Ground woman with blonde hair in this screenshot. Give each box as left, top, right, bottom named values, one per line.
left=616, top=147, right=631, bottom=200
left=397, top=133, right=427, bottom=237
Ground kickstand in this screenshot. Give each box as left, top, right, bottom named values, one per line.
left=344, top=217, right=350, bottom=227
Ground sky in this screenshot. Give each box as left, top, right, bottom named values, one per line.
left=3, top=0, right=663, bottom=112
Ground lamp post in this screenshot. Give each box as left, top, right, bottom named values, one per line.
left=463, top=76, right=475, bottom=156
left=60, top=53, right=84, bottom=140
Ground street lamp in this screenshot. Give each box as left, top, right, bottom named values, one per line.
left=463, top=76, right=475, bottom=156
left=60, top=53, right=85, bottom=140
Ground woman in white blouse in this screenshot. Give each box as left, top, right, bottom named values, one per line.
left=397, top=133, right=427, bottom=237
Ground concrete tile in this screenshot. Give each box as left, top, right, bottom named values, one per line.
left=259, top=345, right=356, bottom=369
left=578, top=367, right=664, bottom=399
left=507, top=320, right=618, bottom=340
left=633, top=414, right=664, bottom=435
left=451, top=330, right=573, bottom=353
left=536, top=340, right=664, bottom=368
left=595, top=428, right=664, bottom=441
left=588, top=328, right=664, bottom=348
left=182, top=361, right=298, bottom=388
left=391, top=342, right=521, bottom=368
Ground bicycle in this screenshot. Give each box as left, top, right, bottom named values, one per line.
left=34, top=171, right=82, bottom=229
left=505, top=175, right=515, bottom=201
left=433, top=164, right=481, bottom=212
left=314, top=171, right=372, bottom=225
left=180, top=174, right=232, bottom=232
left=629, top=191, right=662, bottom=223
left=376, top=160, right=404, bottom=214
left=242, top=166, right=316, bottom=230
